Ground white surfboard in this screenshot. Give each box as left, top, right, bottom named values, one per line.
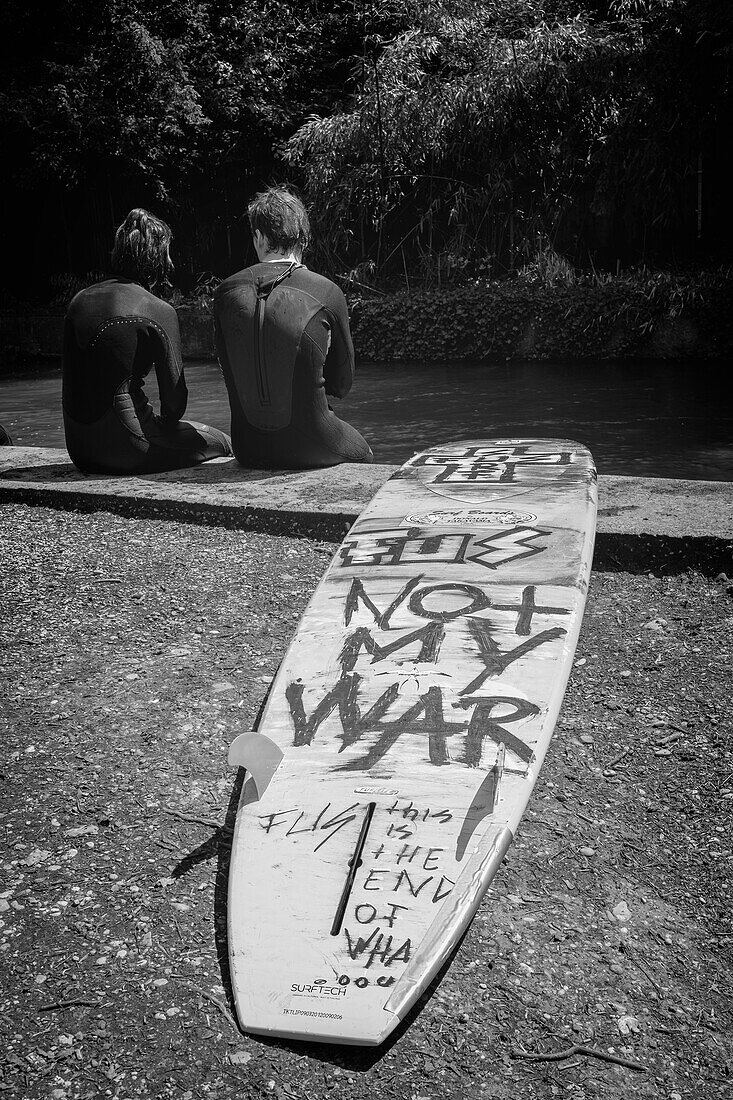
left=227, top=439, right=597, bottom=1045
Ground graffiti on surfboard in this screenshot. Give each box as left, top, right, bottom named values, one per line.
left=263, top=442, right=592, bottom=994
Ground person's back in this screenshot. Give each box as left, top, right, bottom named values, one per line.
left=62, top=208, right=231, bottom=475
left=63, top=278, right=187, bottom=472
left=214, top=187, right=372, bottom=469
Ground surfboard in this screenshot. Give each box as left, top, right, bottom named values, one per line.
left=227, top=438, right=597, bottom=1046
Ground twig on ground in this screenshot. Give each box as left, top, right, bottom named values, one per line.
left=604, top=749, right=632, bottom=772
left=154, top=838, right=178, bottom=851
left=576, top=811, right=597, bottom=826
left=628, top=952, right=663, bottom=992
left=511, top=1042, right=648, bottom=1072
left=181, top=982, right=241, bottom=1034
left=162, top=807, right=231, bottom=832
left=39, top=997, right=101, bottom=1012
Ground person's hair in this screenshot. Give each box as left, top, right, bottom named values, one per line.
left=110, top=208, right=174, bottom=287
left=247, top=186, right=311, bottom=254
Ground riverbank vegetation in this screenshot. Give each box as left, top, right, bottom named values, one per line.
left=4, top=263, right=729, bottom=365
left=346, top=264, right=733, bottom=360
left=1, top=1, right=731, bottom=305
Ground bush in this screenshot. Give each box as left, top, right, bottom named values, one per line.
left=347, top=269, right=733, bottom=361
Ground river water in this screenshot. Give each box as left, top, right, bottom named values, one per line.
left=1, top=358, right=731, bottom=480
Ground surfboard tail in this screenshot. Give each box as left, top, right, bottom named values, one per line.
left=383, top=823, right=514, bottom=1021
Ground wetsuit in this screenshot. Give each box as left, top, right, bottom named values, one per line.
left=62, top=278, right=231, bottom=474
left=214, top=262, right=372, bottom=469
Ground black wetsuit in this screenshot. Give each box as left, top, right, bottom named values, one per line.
left=62, top=278, right=231, bottom=474
left=214, top=262, right=372, bottom=468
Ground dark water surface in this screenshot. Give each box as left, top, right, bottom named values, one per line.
left=1, top=358, right=731, bottom=480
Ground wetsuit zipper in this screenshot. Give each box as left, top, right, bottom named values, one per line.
left=254, top=294, right=270, bottom=406
left=254, top=261, right=301, bottom=410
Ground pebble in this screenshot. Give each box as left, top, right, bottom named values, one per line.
left=22, top=848, right=50, bottom=867
left=612, top=901, right=632, bottom=922
left=229, top=1051, right=252, bottom=1065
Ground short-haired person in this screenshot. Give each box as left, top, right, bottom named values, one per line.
left=214, top=186, right=372, bottom=468
left=62, top=208, right=232, bottom=474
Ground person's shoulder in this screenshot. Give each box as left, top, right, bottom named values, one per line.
left=129, top=284, right=178, bottom=324
left=215, top=268, right=256, bottom=296
left=147, top=288, right=177, bottom=317
left=75, top=280, right=181, bottom=332
left=66, top=278, right=110, bottom=313
left=295, top=268, right=346, bottom=305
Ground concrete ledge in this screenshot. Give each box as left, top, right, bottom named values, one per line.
left=1, top=446, right=731, bottom=574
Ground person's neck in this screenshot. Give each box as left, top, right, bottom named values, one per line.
left=258, top=249, right=302, bottom=265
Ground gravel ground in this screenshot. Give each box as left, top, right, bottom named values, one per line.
left=1, top=502, right=731, bottom=1100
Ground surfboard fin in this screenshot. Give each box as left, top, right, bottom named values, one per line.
left=227, top=731, right=284, bottom=799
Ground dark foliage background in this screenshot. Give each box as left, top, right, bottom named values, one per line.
left=1, top=0, right=731, bottom=303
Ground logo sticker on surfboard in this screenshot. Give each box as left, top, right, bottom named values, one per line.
left=394, top=443, right=578, bottom=503
left=404, top=509, right=538, bottom=528
left=354, top=786, right=400, bottom=796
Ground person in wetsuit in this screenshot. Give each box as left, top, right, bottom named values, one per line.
left=62, top=208, right=232, bottom=474
left=213, top=186, right=372, bottom=469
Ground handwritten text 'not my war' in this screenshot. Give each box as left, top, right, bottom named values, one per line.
left=285, top=576, right=570, bottom=769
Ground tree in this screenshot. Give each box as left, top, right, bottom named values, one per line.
left=0, top=0, right=730, bottom=293
left=0, top=1, right=373, bottom=285
left=283, top=0, right=733, bottom=276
